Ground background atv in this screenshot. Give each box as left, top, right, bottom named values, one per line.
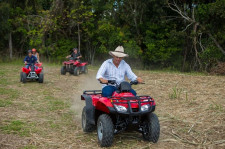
left=81, top=80, right=160, bottom=147
left=20, top=63, right=44, bottom=83
left=61, top=59, right=88, bottom=76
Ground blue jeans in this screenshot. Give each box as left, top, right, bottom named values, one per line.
left=25, top=65, right=30, bottom=69
left=102, top=85, right=137, bottom=97
left=25, top=65, right=38, bottom=69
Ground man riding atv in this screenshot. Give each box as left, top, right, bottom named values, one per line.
left=96, top=46, right=143, bottom=97
left=24, top=50, right=38, bottom=69
left=66, top=48, right=82, bottom=60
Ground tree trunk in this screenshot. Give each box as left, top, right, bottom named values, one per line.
left=192, top=7, right=201, bottom=70
left=91, top=48, right=96, bottom=65
left=193, top=22, right=201, bottom=70
left=182, top=44, right=188, bottom=71
left=9, top=32, right=13, bottom=59
left=78, top=23, right=81, bottom=52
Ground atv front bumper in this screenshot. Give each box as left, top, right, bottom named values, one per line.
left=108, top=105, right=155, bottom=116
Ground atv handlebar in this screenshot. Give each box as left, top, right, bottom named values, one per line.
left=100, top=80, right=140, bottom=85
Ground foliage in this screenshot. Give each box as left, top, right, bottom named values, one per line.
left=0, top=0, right=224, bottom=71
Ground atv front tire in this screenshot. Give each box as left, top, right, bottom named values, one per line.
left=82, top=106, right=95, bottom=132
left=38, top=73, right=44, bottom=83
left=142, top=113, right=160, bottom=143
left=97, top=114, right=114, bottom=147
left=73, top=67, right=79, bottom=76
left=61, top=66, right=66, bottom=75
left=22, top=72, right=27, bottom=83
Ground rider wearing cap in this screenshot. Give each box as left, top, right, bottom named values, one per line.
left=96, top=46, right=143, bottom=97
left=32, top=48, right=40, bottom=63
left=24, top=50, right=38, bottom=69
left=66, top=48, right=82, bottom=60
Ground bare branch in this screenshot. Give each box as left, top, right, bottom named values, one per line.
left=198, top=33, right=206, bottom=52
left=167, top=0, right=193, bottom=22
left=208, top=32, right=225, bottom=55
left=182, top=22, right=194, bottom=32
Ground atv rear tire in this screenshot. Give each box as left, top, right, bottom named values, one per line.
left=82, top=106, right=95, bottom=132
left=20, top=72, right=23, bottom=82
left=22, top=72, right=27, bottom=83
left=38, top=73, right=44, bottom=83
left=97, top=114, right=114, bottom=147
left=142, top=113, right=160, bottom=143
left=61, top=66, right=66, bottom=75
left=73, top=67, right=79, bottom=76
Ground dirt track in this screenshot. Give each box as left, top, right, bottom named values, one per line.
left=0, top=64, right=224, bottom=149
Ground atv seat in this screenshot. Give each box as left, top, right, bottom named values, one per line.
left=118, top=81, right=131, bottom=92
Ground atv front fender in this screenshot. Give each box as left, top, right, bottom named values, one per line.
left=95, top=97, right=113, bottom=113
left=81, top=95, right=95, bottom=125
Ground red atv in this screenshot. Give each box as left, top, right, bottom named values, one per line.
left=20, top=63, right=44, bottom=83
left=61, top=59, right=88, bottom=76
left=81, top=80, right=160, bottom=147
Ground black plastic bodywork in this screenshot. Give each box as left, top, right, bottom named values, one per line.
left=81, top=94, right=95, bottom=125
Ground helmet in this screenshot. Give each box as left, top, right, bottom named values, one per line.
left=73, top=48, right=78, bottom=51
left=28, top=50, right=32, bottom=53
left=32, top=48, right=36, bottom=52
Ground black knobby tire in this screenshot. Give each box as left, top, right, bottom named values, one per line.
left=142, top=113, right=160, bottom=143
left=61, top=66, right=66, bottom=75
left=97, top=114, right=114, bottom=147
left=22, top=72, right=27, bottom=83
left=20, top=72, right=23, bottom=82
left=84, top=66, right=88, bottom=74
left=82, top=106, right=95, bottom=132
left=73, top=67, right=79, bottom=76
left=38, top=73, right=44, bottom=83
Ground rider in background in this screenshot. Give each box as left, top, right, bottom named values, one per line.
left=96, top=46, right=143, bottom=97
left=66, top=48, right=82, bottom=60
left=24, top=50, right=37, bottom=69
left=32, top=48, right=40, bottom=63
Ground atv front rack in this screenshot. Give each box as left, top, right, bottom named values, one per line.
left=109, top=96, right=155, bottom=115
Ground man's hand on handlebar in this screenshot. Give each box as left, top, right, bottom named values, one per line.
left=99, top=78, right=108, bottom=84
left=137, top=77, right=144, bottom=84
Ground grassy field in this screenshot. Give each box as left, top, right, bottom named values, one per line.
left=0, top=62, right=224, bottom=149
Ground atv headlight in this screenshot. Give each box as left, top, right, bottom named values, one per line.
left=141, top=104, right=150, bottom=111
left=114, top=105, right=127, bottom=112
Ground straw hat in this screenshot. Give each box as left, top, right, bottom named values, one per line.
left=109, top=46, right=128, bottom=57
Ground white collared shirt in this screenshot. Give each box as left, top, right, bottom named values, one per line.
left=96, top=59, right=137, bottom=87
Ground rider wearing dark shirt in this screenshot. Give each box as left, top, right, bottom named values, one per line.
left=24, top=50, right=37, bottom=69
left=71, top=51, right=81, bottom=60
left=66, top=48, right=82, bottom=60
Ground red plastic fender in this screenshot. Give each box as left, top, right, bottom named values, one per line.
left=35, top=68, right=42, bottom=74
left=96, top=97, right=113, bottom=113
left=74, top=61, right=80, bottom=65
left=22, top=67, right=30, bottom=74
left=79, top=62, right=88, bottom=66
left=35, top=63, right=42, bottom=67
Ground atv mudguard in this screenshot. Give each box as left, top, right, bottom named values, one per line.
left=81, top=94, right=95, bottom=125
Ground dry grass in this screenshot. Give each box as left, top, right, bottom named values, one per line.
left=0, top=63, right=224, bottom=149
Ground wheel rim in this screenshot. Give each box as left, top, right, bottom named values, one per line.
left=82, top=111, right=86, bottom=128
left=97, top=121, right=103, bottom=141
